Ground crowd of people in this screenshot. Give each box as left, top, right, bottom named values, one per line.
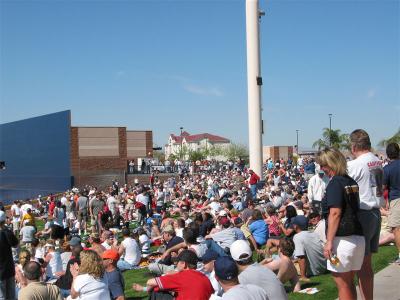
left=0, top=128, right=399, bottom=300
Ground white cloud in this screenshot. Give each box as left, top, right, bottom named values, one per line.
left=183, top=84, right=223, bottom=97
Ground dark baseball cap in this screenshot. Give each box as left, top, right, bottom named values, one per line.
left=69, top=237, right=81, bottom=247
left=290, top=215, right=308, bottom=230
left=201, top=249, right=219, bottom=264
left=214, top=256, right=238, bottom=281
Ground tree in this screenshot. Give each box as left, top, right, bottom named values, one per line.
left=378, top=128, right=400, bottom=148
left=313, top=128, right=350, bottom=150
left=188, top=149, right=206, bottom=162
left=223, top=143, right=249, bottom=161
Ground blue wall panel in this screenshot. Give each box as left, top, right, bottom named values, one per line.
left=0, top=111, right=71, bottom=204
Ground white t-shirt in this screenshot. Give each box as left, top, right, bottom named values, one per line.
left=73, top=273, right=111, bottom=300
left=139, top=234, right=151, bottom=252
left=46, top=251, right=63, bottom=279
left=11, top=205, right=21, bottom=221
left=60, top=196, right=67, bottom=206
left=20, top=203, right=33, bottom=216
left=347, top=152, right=384, bottom=210
left=136, top=194, right=149, bottom=206
left=101, top=241, right=111, bottom=250
left=121, top=237, right=141, bottom=265
left=307, top=174, right=326, bottom=202
left=107, top=196, right=118, bottom=214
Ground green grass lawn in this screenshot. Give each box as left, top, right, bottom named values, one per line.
left=122, top=245, right=398, bottom=300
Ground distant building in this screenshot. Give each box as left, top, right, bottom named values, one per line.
left=263, top=146, right=294, bottom=162
left=165, top=131, right=230, bottom=160
left=0, top=111, right=153, bottom=202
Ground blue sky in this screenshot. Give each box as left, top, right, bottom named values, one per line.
left=1, top=0, right=399, bottom=150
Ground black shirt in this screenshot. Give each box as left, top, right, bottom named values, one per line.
left=160, top=235, right=184, bottom=265
left=322, top=175, right=363, bottom=236
left=56, top=256, right=80, bottom=290
left=0, top=227, right=19, bottom=280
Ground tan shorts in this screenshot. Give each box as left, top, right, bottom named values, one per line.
left=388, top=198, right=400, bottom=228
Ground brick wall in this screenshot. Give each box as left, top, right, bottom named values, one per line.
left=70, top=127, right=154, bottom=188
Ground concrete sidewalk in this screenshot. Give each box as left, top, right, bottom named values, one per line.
left=357, top=263, right=400, bottom=300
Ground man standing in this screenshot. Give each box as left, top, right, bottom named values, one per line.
left=307, top=170, right=327, bottom=213
left=248, top=169, right=260, bottom=200
left=348, top=129, right=383, bottom=300
left=0, top=210, right=19, bottom=300
left=77, top=192, right=88, bottom=235
left=383, top=143, right=400, bottom=264
left=10, top=200, right=21, bottom=235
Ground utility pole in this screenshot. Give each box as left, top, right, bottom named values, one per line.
left=328, top=113, right=332, bottom=146
left=180, top=126, right=183, bottom=160
left=246, top=0, right=264, bottom=178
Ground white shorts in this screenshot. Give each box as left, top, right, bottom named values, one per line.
left=327, top=235, right=365, bottom=273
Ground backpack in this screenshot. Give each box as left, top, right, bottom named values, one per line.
left=335, top=176, right=363, bottom=236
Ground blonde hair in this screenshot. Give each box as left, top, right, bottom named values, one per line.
left=79, top=250, right=104, bottom=279
left=316, top=148, right=348, bottom=177
left=19, top=250, right=31, bottom=267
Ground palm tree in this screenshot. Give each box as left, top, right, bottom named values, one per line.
left=378, top=128, right=400, bottom=148
left=313, top=128, right=350, bottom=150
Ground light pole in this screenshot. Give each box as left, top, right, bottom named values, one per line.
left=180, top=126, right=183, bottom=160
left=296, top=130, right=299, bottom=154
left=328, top=114, right=332, bottom=146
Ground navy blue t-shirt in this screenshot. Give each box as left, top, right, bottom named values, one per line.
left=104, top=268, right=125, bottom=300
left=322, top=175, right=362, bottom=236
left=383, top=159, right=400, bottom=201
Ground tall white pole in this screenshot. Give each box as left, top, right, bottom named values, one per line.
left=246, top=0, right=263, bottom=178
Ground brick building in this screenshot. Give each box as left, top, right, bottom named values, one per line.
left=71, top=127, right=153, bottom=187
left=263, top=146, right=293, bottom=162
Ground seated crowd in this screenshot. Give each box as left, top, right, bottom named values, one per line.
left=0, top=131, right=398, bottom=300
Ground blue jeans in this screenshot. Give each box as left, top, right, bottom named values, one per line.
left=60, top=288, right=70, bottom=298
left=250, top=184, right=257, bottom=200
left=0, top=276, right=15, bottom=300
left=117, top=259, right=135, bottom=271
left=203, top=240, right=229, bottom=257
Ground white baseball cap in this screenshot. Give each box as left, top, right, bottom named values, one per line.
left=230, top=240, right=252, bottom=262
left=218, top=210, right=227, bottom=217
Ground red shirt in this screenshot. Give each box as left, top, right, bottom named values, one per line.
left=156, top=269, right=213, bottom=300
left=249, top=173, right=260, bottom=185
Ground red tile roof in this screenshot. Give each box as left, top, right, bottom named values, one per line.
left=170, top=132, right=229, bottom=143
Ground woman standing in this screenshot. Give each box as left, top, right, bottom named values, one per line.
left=316, top=148, right=365, bottom=300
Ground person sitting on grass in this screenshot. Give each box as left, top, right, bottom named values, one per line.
left=260, top=237, right=301, bottom=292
left=214, top=256, right=268, bottom=300
left=230, top=240, right=288, bottom=300
left=148, top=225, right=184, bottom=275
left=117, top=228, right=141, bottom=271
left=132, top=250, right=214, bottom=300
left=102, top=249, right=125, bottom=300
left=291, top=215, right=327, bottom=281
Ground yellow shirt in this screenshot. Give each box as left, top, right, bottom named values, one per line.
left=21, top=213, right=35, bottom=226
